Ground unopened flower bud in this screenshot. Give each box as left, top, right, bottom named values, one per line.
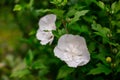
left=106, top=57, right=112, bottom=63
left=112, top=48, right=118, bottom=54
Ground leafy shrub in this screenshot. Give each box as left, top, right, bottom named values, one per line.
left=4, top=0, right=120, bottom=80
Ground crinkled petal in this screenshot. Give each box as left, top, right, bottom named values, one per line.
left=66, top=55, right=90, bottom=67
left=36, top=29, right=54, bottom=45
left=54, top=46, right=64, bottom=60
left=39, top=14, right=56, bottom=31
left=66, top=60, right=79, bottom=68
left=57, top=34, right=87, bottom=50
left=54, top=46, right=72, bottom=61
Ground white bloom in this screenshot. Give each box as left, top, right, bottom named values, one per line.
left=54, top=34, right=90, bottom=68
left=36, top=14, right=56, bottom=45
left=39, top=14, right=56, bottom=31
left=36, top=29, right=54, bottom=45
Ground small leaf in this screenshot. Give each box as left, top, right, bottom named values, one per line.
left=13, top=4, right=22, bottom=11
left=97, top=1, right=105, bottom=9
left=88, top=42, right=96, bottom=53
left=57, top=65, right=74, bottom=79
left=24, top=49, right=34, bottom=66
left=11, top=69, right=30, bottom=78
left=29, top=29, right=36, bottom=35
left=58, top=29, right=66, bottom=36
left=32, top=60, right=47, bottom=69
left=66, top=8, right=76, bottom=17
left=69, top=10, right=89, bottom=25
left=28, top=0, right=34, bottom=8
left=111, top=1, right=120, bottom=14
left=50, top=0, right=67, bottom=6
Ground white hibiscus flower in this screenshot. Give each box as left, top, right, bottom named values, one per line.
left=54, top=34, right=90, bottom=68
left=36, top=14, right=56, bottom=45
left=36, top=29, right=54, bottom=45
left=38, top=14, right=56, bottom=31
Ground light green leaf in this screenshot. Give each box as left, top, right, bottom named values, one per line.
left=13, top=4, right=22, bottom=11
left=69, top=10, right=89, bottom=25
left=11, top=69, right=30, bottom=78
left=58, top=29, right=66, bottom=36
left=28, top=0, right=34, bottom=8
left=97, top=1, right=105, bottom=10
left=50, top=0, right=67, bottom=6
left=66, top=8, right=76, bottom=17
left=111, top=1, right=120, bottom=14
left=50, top=9, right=64, bottom=17
left=29, top=29, right=36, bottom=35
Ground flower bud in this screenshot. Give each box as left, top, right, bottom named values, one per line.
left=112, top=48, right=118, bottom=54
left=111, top=63, right=116, bottom=68
left=106, top=57, right=112, bottom=63
left=107, top=33, right=112, bottom=38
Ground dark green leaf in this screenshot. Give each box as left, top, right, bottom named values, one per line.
left=88, top=63, right=112, bottom=75
left=24, top=49, right=34, bottom=66
left=57, top=65, right=74, bottom=79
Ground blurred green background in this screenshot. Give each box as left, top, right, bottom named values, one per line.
left=0, top=1, right=23, bottom=80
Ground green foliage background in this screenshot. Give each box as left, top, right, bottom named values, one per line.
left=0, top=0, right=120, bottom=80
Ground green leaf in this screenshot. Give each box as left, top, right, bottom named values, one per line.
left=36, top=9, right=64, bottom=18
left=88, top=63, right=112, bottom=75
left=29, top=29, right=36, bottom=35
left=69, top=10, right=89, bottom=25
left=80, top=25, right=89, bottom=33
left=11, top=69, right=30, bottom=78
left=61, top=0, right=67, bottom=6
left=28, top=0, right=34, bottom=8
left=111, top=1, right=120, bottom=14
left=32, top=60, right=47, bottom=69
left=69, top=24, right=89, bottom=34
left=88, top=42, right=96, bottom=53
left=117, top=29, right=120, bottom=33
left=58, top=29, right=66, bottom=36
left=91, top=21, right=110, bottom=43
left=50, top=0, right=67, bottom=6
left=96, top=1, right=105, bottom=10
left=53, top=29, right=66, bottom=38
left=57, top=65, right=74, bottom=79
left=50, top=9, right=64, bottom=17
left=38, top=69, right=49, bottom=77
left=66, top=8, right=76, bottom=17
left=13, top=4, right=22, bottom=11
left=95, top=47, right=108, bottom=65
left=24, top=49, right=34, bottom=66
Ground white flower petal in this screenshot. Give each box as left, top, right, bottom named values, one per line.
left=54, top=34, right=90, bottom=68
left=54, top=46, right=72, bottom=61
left=66, top=60, right=79, bottom=68
left=54, top=46, right=64, bottom=60
left=57, top=34, right=87, bottom=51
left=36, top=29, right=54, bottom=45
left=39, top=14, right=56, bottom=31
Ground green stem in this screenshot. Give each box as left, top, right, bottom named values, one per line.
left=62, top=20, right=69, bottom=33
